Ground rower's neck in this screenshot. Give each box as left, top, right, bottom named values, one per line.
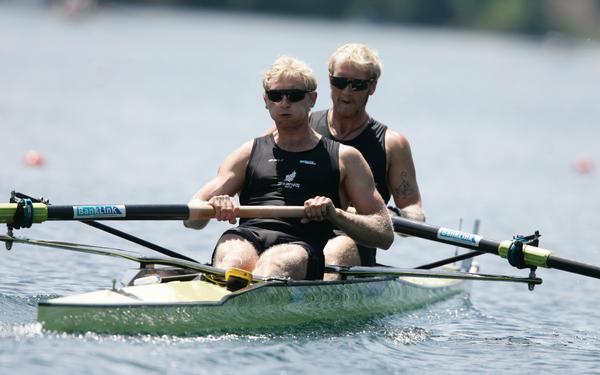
left=328, top=109, right=371, bottom=141
left=273, top=124, right=320, bottom=152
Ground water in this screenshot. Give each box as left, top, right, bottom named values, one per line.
left=2, top=3, right=600, bottom=374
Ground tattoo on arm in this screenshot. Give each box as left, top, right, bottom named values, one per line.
left=393, top=171, right=414, bottom=199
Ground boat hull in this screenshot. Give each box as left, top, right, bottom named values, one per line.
left=38, top=275, right=468, bottom=335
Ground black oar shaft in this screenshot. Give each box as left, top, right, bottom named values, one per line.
left=393, top=217, right=502, bottom=253
left=0, top=203, right=306, bottom=223
left=48, top=205, right=189, bottom=221
left=547, top=255, right=600, bottom=279
left=393, top=217, right=600, bottom=280
left=4, top=194, right=199, bottom=263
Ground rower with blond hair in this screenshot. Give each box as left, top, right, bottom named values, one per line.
left=185, top=55, right=393, bottom=280
left=310, top=43, right=425, bottom=278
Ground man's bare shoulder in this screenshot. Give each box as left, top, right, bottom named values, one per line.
left=385, top=128, right=411, bottom=151
left=338, top=143, right=364, bottom=162
left=238, top=139, right=255, bottom=154
left=219, top=140, right=254, bottom=169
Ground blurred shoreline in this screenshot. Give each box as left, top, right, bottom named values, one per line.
left=31, top=0, right=600, bottom=40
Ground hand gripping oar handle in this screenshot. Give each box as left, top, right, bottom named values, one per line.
left=0, top=203, right=306, bottom=224
left=392, top=216, right=600, bottom=280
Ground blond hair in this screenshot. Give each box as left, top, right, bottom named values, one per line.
left=262, top=56, right=317, bottom=92
left=328, top=43, right=382, bottom=79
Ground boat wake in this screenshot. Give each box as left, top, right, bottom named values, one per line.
left=0, top=294, right=42, bottom=338
left=0, top=293, right=56, bottom=334
left=0, top=322, right=43, bottom=339
left=381, top=325, right=430, bottom=345
left=0, top=292, right=51, bottom=317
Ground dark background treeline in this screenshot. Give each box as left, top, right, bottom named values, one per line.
left=97, top=0, right=600, bottom=38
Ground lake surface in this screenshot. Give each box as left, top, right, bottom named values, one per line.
left=1, top=2, right=600, bottom=374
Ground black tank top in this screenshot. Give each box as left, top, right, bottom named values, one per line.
left=239, top=134, right=341, bottom=242
left=310, top=109, right=390, bottom=203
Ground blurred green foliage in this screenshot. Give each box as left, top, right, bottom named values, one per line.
left=106, top=0, right=599, bottom=38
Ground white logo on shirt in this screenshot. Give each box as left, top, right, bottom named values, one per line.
left=285, top=171, right=296, bottom=182
left=277, top=170, right=300, bottom=189
left=299, top=160, right=316, bottom=165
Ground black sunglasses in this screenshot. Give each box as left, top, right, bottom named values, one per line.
left=329, top=76, right=373, bottom=91
left=266, top=89, right=311, bottom=103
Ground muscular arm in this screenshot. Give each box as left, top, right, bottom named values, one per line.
left=386, top=129, right=425, bottom=222
left=183, top=141, right=253, bottom=229
left=330, top=145, right=394, bottom=249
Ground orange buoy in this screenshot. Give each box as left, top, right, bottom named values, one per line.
left=23, top=150, right=45, bottom=167
left=574, top=153, right=593, bottom=174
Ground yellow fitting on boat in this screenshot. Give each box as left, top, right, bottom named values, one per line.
left=498, top=240, right=552, bottom=268
left=498, top=240, right=512, bottom=259
left=0, top=203, right=48, bottom=224
left=225, top=267, right=253, bottom=291
left=522, top=244, right=552, bottom=268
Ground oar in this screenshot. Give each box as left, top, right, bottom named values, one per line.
left=415, top=217, right=482, bottom=269
left=0, top=202, right=305, bottom=225
left=3, top=193, right=201, bottom=263
left=9, top=199, right=596, bottom=280
left=392, top=216, right=600, bottom=279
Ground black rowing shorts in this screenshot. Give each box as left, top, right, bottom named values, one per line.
left=332, top=229, right=377, bottom=266
left=213, top=225, right=325, bottom=280
left=357, top=244, right=377, bottom=266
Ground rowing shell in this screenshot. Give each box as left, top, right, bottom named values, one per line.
left=2, top=234, right=540, bottom=336
left=18, top=234, right=471, bottom=335
left=38, top=271, right=469, bottom=335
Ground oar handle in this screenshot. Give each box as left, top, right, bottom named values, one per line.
left=187, top=203, right=305, bottom=220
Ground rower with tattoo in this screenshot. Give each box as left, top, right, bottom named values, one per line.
left=309, top=43, right=425, bottom=277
